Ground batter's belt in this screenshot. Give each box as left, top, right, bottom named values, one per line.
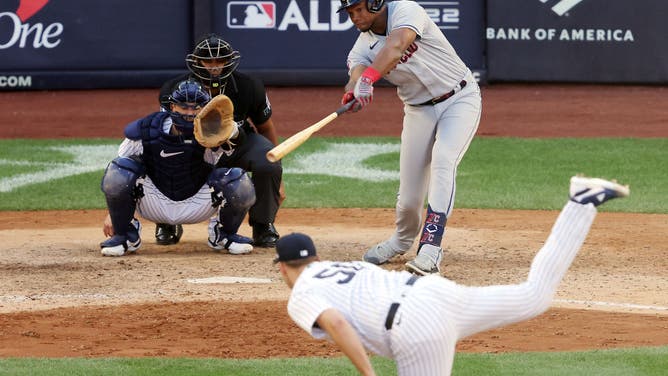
left=384, top=274, right=420, bottom=330
left=415, top=80, right=467, bottom=106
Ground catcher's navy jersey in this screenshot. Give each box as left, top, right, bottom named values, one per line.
left=160, top=71, right=272, bottom=135
left=125, top=112, right=212, bottom=201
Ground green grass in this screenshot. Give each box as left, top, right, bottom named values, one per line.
left=0, top=346, right=666, bottom=375
left=0, top=138, right=665, bottom=373
left=0, top=137, right=664, bottom=212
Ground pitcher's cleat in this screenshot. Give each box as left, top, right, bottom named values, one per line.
left=569, top=176, right=630, bottom=206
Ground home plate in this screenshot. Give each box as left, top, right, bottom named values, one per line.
left=186, top=276, right=274, bottom=284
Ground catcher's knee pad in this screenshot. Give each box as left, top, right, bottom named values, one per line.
left=101, top=157, right=146, bottom=236
left=208, top=167, right=256, bottom=234
left=207, top=167, right=256, bottom=210
left=101, top=157, right=146, bottom=199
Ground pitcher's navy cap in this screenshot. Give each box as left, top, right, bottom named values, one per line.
left=273, top=233, right=317, bottom=264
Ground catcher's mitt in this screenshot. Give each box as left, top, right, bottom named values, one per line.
left=194, top=94, right=237, bottom=148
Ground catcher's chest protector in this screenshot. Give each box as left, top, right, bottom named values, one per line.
left=138, top=113, right=212, bottom=201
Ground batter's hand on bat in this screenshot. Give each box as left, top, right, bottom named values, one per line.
left=353, top=76, right=374, bottom=107
left=353, top=67, right=382, bottom=110
left=341, top=91, right=363, bottom=113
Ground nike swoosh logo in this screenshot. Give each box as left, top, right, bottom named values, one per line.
left=160, top=150, right=184, bottom=158
left=370, top=41, right=379, bottom=50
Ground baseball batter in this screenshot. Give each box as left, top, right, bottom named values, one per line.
left=338, top=0, right=482, bottom=275
left=100, top=80, right=256, bottom=256
left=275, top=176, right=629, bottom=376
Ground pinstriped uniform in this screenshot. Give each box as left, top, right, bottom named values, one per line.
left=117, top=118, right=224, bottom=225
left=346, top=1, right=482, bottom=251
left=288, top=201, right=597, bottom=375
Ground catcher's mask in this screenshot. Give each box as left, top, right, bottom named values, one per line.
left=186, top=34, right=241, bottom=91
left=337, top=0, right=385, bottom=13
left=168, top=80, right=211, bottom=135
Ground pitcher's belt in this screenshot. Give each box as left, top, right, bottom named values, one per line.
left=384, top=274, right=420, bottom=330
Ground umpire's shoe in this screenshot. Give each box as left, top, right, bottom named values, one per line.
left=405, top=244, right=443, bottom=276
left=252, top=223, right=280, bottom=248
left=569, top=176, right=630, bottom=206
left=208, top=223, right=253, bottom=255
left=155, top=223, right=183, bottom=245
left=101, top=219, right=142, bottom=257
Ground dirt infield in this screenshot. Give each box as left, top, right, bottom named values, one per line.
left=0, top=84, right=666, bottom=359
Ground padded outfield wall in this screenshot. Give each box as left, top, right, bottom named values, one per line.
left=0, top=0, right=665, bottom=90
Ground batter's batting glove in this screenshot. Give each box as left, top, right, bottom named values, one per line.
left=353, top=66, right=382, bottom=109
left=341, top=91, right=363, bottom=113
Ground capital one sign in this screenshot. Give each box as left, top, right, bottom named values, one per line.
left=0, top=0, right=63, bottom=49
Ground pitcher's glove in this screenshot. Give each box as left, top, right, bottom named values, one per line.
left=194, top=94, right=237, bottom=148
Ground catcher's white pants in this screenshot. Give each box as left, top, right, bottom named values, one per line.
left=135, top=176, right=217, bottom=225
left=388, top=201, right=597, bottom=375
left=390, top=70, right=481, bottom=251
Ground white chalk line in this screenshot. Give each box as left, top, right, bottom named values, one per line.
left=186, top=276, right=274, bottom=284
left=554, top=299, right=668, bottom=312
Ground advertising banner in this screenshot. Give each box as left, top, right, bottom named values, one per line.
left=486, top=0, right=668, bottom=83
left=214, top=0, right=486, bottom=85
left=0, top=0, right=192, bottom=89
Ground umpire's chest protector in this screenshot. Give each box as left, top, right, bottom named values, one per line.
left=128, top=112, right=213, bottom=201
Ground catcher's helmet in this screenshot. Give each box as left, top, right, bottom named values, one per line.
left=337, top=0, right=385, bottom=13
left=186, top=34, right=241, bottom=90
left=168, top=80, right=211, bottom=134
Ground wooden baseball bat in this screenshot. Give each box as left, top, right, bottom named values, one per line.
left=266, top=101, right=355, bottom=162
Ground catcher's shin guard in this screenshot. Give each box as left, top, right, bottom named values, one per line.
left=101, top=157, right=145, bottom=236
left=208, top=167, right=256, bottom=234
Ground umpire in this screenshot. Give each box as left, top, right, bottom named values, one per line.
left=158, top=33, right=283, bottom=248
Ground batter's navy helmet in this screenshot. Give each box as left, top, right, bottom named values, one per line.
left=186, top=34, right=241, bottom=90
left=168, top=80, right=211, bottom=134
left=337, top=0, right=385, bottom=13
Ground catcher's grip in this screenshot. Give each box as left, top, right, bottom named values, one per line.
left=266, top=101, right=354, bottom=163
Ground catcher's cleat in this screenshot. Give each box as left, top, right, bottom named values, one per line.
left=155, top=223, right=183, bottom=245
left=405, top=244, right=443, bottom=276
left=208, top=224, right=253, bottom=255
left=252, top=223, right=280, bottom=248
left=101, top=218, right=142, bottom=257
left=569, top=176, right=630, bottom=207
left=363, top=240, right=406, bottom=265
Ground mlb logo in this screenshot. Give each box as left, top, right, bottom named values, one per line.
left=227, top=1, right=276, bottom=29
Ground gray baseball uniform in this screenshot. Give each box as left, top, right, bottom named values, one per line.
left=288, top=201, right=596, bottom=375
left=348, top=1, right=482, bottom=268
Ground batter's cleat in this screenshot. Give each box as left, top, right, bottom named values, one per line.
left=405, top=244, right=443, bottom=276
left=569, top=176, right=630, bottom=207
left=155, top=223, right=183, bottom=245
left=363, top=240, right=406, bottom=265
left=101, top=218, right=142, bottom=257
left=252, top=223, right=280, bottom=248
left=208, top=224, right=253, bottom=255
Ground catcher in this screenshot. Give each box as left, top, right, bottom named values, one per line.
left=156, top=33, right=283, bottom=248
left=100, top=79, right=256, bottom=256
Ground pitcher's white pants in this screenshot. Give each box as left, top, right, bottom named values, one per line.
left=389, top=201, right=597, bottom=375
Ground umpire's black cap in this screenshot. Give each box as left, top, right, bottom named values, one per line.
left=273, top=233, right=317, bottom=264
